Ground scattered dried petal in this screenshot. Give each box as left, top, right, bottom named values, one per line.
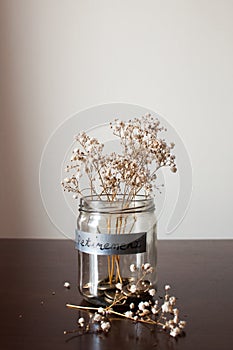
left=64, top=281, right=70, bottom=289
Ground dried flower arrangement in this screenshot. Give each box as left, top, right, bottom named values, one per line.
left=61, top=114, right=185, bottom=338
left=61, top=113, right=177, bottom=200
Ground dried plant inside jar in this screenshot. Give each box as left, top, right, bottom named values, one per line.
left=61, top=114, right=176, bottom=304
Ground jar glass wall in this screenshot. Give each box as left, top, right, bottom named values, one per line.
left=76, top=195, right=157, bottom=305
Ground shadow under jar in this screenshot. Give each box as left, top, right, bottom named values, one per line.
left=76, top=195, right=157, bottom=306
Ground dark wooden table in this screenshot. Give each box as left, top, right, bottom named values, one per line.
left=0, top=239, right=232, bottom=350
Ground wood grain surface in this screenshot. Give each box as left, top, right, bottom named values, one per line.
left=0, top=239, right=232, bottom=350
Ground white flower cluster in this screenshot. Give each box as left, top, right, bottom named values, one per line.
left=64, top=264, right=186, bottom=339
left=61, top=114, right=177, bottom=200
left=127, top=263, right=155, bottom=295
left=92, top=307, right=111, bottom=333
left=76, top=307, right=111, bottom=334
left=121, top=284, right=186, bottom=338
left=110, top=264, right=186, bottom=338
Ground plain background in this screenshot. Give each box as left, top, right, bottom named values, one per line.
left=0, top=0, right=232, bottom=239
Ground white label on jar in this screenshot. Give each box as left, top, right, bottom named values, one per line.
left=75, top=229, right=147, bottom=255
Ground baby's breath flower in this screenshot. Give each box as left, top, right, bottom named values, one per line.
left=63, top=281, right=70, bottom=289
left=98, top=307, right=105, bottom=315
left=142, top=263, right=151, bottom=271
left=162, top=301, right=172, bottom=313
left=151, top=306, right=158, bottom=314
left=130, top=302, right=135, bottom=309
left=138, top=301, right=146, bottom=311
left=170, top=327, right=181, bottom=337
left=93, top=313, right=102, bottom=322
left=168, top=319, right=175, bottom=327
left=149, top=288, right=156, bottom=296
left=130, top=264, right=137, bottom=272
left=169, top=296, right=176, bottom=305
left=129, top=284, right=137, bottom=294
left=171, top=166, right=177, bottom=173
left=165, top=284, right=171, bottom=291
left=125, top=311, right=134, bottom=318
left=115, top=283, right=123, bottom=290
left=178, top=321, right=186, bottom=329
left=78, top=317, right=85, bottom=327
left=101, top=321, right=111, bottom=332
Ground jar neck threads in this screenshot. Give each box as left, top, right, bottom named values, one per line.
left=79, top=195, right=155, bottom=214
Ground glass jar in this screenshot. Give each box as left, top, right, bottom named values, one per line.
left=76, top=195, right=157, bottom=305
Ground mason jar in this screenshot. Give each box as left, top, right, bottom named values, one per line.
left=76, top=195, right=157, bottom=305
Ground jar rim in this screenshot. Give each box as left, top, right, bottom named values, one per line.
left=79, top=194, right=155, bottom=214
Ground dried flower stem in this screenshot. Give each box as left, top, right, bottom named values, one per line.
left=66, top=304, right=165, bottom=328
left=66, top=304, right=97, bottom=311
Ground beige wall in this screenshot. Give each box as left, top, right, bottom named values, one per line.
left=0, top=0, right=233, bottom=239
